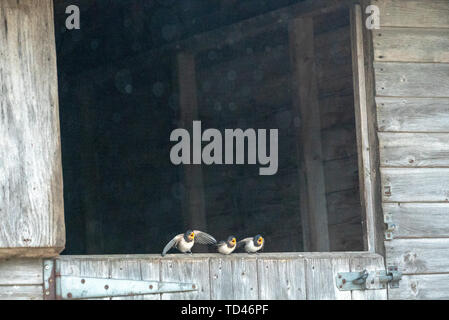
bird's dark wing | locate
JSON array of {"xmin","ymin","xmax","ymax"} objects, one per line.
[
  {"xmin": 193, "ymin": 230, "xmax": 217, "ymax": 245},
  {"xmin": 237, "ymin": 237, "xmax": 252, "ymax": 248},
  {"xmin": 161, "ymin": 234, "xmax": 183, "ymax": 256}
]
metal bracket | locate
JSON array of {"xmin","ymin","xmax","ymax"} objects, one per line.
[
  {"xmin": 384, "ymin": 212, "xmax": 397, "ymax": 240},
  {"xmin": 43, "ymin": 260, "xmax": 56, "ymax": 300},
  {"xmin": 43, "ymin": 259, "xmax": 198, "ymax": 299},
  {"xmin": 336, "ymin": 266, "xmax": 402, "ymax": 291}
]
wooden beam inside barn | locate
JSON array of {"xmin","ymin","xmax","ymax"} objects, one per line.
[
  {"xmin": 289, "ymin": 17, "xmax": 330, "ymax": 252},
  {"xmin": 176, "ymin": 53, "xmax": 208, "ymax": 238}
]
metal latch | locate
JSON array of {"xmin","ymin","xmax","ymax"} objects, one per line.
[
  {"xmin": 384, "ymin": 212, "xmax": 397, "ymax": 240},
  {"xmin": 336, "ymin": 266, "xmax": 402, "ymax": 291},
  {"xmin": 43, "ymin": 259, "xmax": 198, "ymax": 299}
]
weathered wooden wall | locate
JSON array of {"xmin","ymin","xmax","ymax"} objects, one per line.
[
  {"xmin": 372, "ymin": 0, "xmax": 449, "ymax": 299},
  {"xmin": 0, "ymin": 259, "xmax": 43, "ymax": 300},
  {"xmin": 54, "ymin": 252, "xmax": 386, "ymax": 300},
  {"xmin": 0, "ymin": 0, "xmax": 65, "ymax": 257}
]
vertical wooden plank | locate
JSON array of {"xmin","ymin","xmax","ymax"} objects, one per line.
[
  {"xmin": 0, "ymin": 0, "xmax": 65, "ymax": 258},
  {"xmin": 160, "ymin": 257, "xmax": 210, "ymax": 300},
  {"xmin": 289, "ymin": 17, "xmax": 330, "ymax": 252},
  {"xmin": 257, "ymin": 258, "xmax": 306, "ymax": 300},
  {"xmin": 209, "ymin": 257, "xmax": 234, "ymax": 300},
  {"xmin": 110, "ymin": 259, "xmax": 142, "ymax": 300},
  {"xmin": 350, "ymin": 3, "xmax": 384, "ymax": 254},
  {"xmin": 177, "ymin": 53, "xmax": 207, "ymax": 242},
  {"xmin": 350, "ymin": 255, "xmax": 387, "ymax": 300},
  {"xmin": 232, "ymin": 257, "xmax": 259, "ymax": 299},
  {"xmin": 140, "ymin": 258, "xmax": 162, "ymax": 300},
  {"xmin": 305, "ymin": 257, "xmax": 352, "ymax": 300}
]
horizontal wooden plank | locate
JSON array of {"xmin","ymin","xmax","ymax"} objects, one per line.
[
  {"xmin": 378, "ymin": 0, "xmax": 449, "ymax": 28},
  {"xmin": 383, "ymin": 203, "xmax": 449, "ymax": 238},
  {"xmin": 388, "ymin": 274, "xmax": 449, "ymax": 300},
  {"xmin": 375, "ymin": 62, "xmax": 449, "ymax": 97},
  {"xmin": 379, "ymin": 132, "xmax": 449, "ymax": 167},
  {"xmin": 0, "ymin": 259, "xmax": 43, "ymax": 285},
  {"xmin": 385, "ymin": 238, "xmax": 449, "ymax": 274},
  {"xmin": 377, "ymin": 97, "xmax": 449, "ymax": 132},
  {"xmin": 374, "ymin": 28, "xmax": 449, "ymax": 63},
  {"xmin": 381, "ymin": 168, "xmax": 449, "ymax": 202},
  {"xmin": 0, "ymin": 285, "xmax": 43, "ymax": 300}
]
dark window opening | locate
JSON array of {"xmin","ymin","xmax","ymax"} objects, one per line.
[{"xmin": 55, "ymin": 1, "xmax": 363, "ymax": 255}]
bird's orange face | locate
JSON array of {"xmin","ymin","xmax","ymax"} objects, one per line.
[
  {"xmin": 257, "ymin": 237, "xmax": 263, "ymax": 245},
  {"xmin": 189, "ymin": 232, "xmax": 195, "ymax": 241},
  {"xmin": 231, "ymin": 238, "xmax": 236, "ymax": 246}
]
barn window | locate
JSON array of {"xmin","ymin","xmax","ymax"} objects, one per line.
[{"xmin": 56, "ymin": 2, "xmax": 374, "ymax": 255}]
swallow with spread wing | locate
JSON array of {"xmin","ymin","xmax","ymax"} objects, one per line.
[
  {"xmin": 216, "ymin": 236, "xmax": 237, "ymax": 255},
  {"xmin": 161, "ymin": 230, "xmax": 217, "ymax": 256},
  {"xmin": 237, "ymin": 234, "xmax": 264, "ymax": 253}
]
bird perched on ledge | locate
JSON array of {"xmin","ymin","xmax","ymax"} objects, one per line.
[
  {"xmin": 237, "ymin": 235, "xmax": 264, "ymax": 253},
  {"xmin": 161, "ymin": 230, "xmax": 217, "ymax": 256},
  {"xmin": 216, "ymin": 236, "xmax": 237, "ymax": 255}
]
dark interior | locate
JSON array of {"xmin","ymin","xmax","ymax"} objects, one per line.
[{"xmin": 55, "ymin": 0, "xmax": 363, "ymax": 255}]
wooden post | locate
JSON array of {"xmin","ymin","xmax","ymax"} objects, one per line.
[
  {"xmin": 0, "ymin": 0, "xmax": 65, "ymax": 258},
  {"xmin": 289, "ymin": 17, "xmax": 330, "ymax": 252},
  {"xmin": 176, "ymin": 53, "xmax": 208, "ymax": 238},
  {"xmin": 350, "ymin": 3, "xmax": 384, "ymax": 255}
]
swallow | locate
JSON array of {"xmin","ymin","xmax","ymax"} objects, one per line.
[
  {"xmin": 216, "ymin": 236, "xmax": 237, "ymax": 255},
  {"xmin": 161, "ymin": 230, "xmax": 217, "ymax": 256},
  {"xmin": 237, "ymin": 234, "xmax": 264, "ymax": 253}
]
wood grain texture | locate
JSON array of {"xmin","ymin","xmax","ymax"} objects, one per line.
[
  {"xmin": 351, "ymin": 3, "xmax": 381, "ymax": 253},
  {"xmin": 377, "ymin": 97, "xmax": 449, "ymax": 132},
  {"xmin": 388, "ymin": 274, "xmax": 449, "ymax": 300},
  {"xmin": 0, "ymin": 0, "xmax": 65, "ymax": 256},
  {"xmin": 381, "ymin": 168, "xmax": 449, "ymax": 202},
  {"xmin": 47, "ymin": 253, "xmax": 387, "ymax": 300},
  {"xmin": 0, "ymin": 285, "xmax": 43, "ymax": 300},
  {"xmin": 377, "ymin": 0, "xmax": 449, "ymax": 28},
  {"xmin": 304, "ymin": 257, "xmax": 352, "ymax": 300},
  {"xmin": 160, "ymin": 257, "xmax": 210, "ymax": 300},
  {"xmin": 383, "ymin": 203, "xmax": 449, "ymax": 239},
  {"xmin": 0, "ymin": 258, "xmax": 43, "ymax": 285},
  {"xmin": 374, "ymin": 28, "xmax": 449, "ymax": 63},
  {"xmin": 375, "ymin": 62, "xmax": 449, "ymax": 98},
  {"xmin": 385, "ymin": 238, "xmax": 449, "ymax": 274},
  {"xmin": 257, "ymin": 258, "xmax": 306, "ymax": 299},
  {"xmin": 379, "ymin": 132, "xmax": 449, "ymax": 167}
]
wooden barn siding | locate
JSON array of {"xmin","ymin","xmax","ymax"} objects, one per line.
[
  {"xmin": 373, "ymin": 0, "xmax": 449, "ymax": 299},
  {"xmin": 0, "ymin": 259, "xmax": 43, "ymax": 300},
  {"xmin": 54, "ymin": 252, "xmax": 386, "ymax": 300}
]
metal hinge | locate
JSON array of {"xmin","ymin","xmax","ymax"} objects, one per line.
[
  {"xmin": 43, "ymin": 259, "xmax": 197, "ymax": 300},
  {"xmin": 335, "ymin": 266, "xmax": 402, "ymax": 291},
  {"xmin": 384, "ymin": 212, "xmax": 397, "ymax": 240}
]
